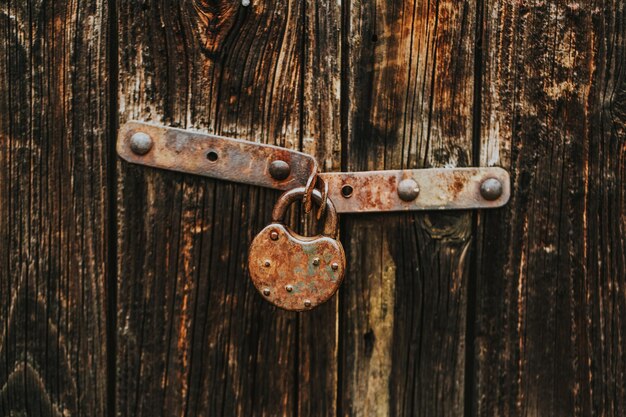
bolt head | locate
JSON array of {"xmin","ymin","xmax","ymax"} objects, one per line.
[
  {"xmin": 262, "ymin": 288, "xmax": 271, "ymax": 296},
  {"xmin": 397, "ymin": 178, "xmax": 420, "ymax": 202},
  {"xmin": 331, "ymin": 263, "xmax": 339, "ymax": 271},
  {"xmin": 270, "ymin": 231, "xmax": 279, "ymax": 241},
  {"xmin": 312, "ymin": 258, "xmax": 320, "ymax": 266},
  {"xmin": 269, "ymin": 160, "xmax": 291, "ymax": 181},
  {"xmin": 129, "ymin": 132, "xmax": 153, "ymax": 155},
  {"xmin": 480, "ymin": 178, "xmax": 503, "ymax": 201},
  {"xmin": 286, "ymin": 285, "xmax": 293, "ymax": 292},
  {"xmin": 304, "ymin": 300, "xmax": 312, "ymax": 308}
]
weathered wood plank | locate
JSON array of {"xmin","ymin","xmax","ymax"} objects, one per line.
[
  {"xmin": 298, "ymin": 0, "xmax": 342, "ymax": 416},
  {"xmin": 340, "ymin": 0, "xmax": 476, "ymax": 415},
  {"xmin": 0, "ymin": 2, "xmax": 110, "ymax": 416},
  {"xmin": 116, "ymin": 1, "xmax": 340, "ymax": 416},
  {"xmin": 474, "ymin": 1, "xmax": 626, "ymax": 415}
]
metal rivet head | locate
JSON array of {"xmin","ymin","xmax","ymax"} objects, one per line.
[
  {"xmin": 264, "ymin": 260, "xmax": 271, "ymax": 267},
  {"xmin": 304, "ymin": 300, "xmax": 312, "ymax": 308},
  {"xmin": 242, "ymin": 0, "xmax": 250, "ymax": 6},
  {"xmin": 129, "ymin": 132, "xmax": 153, "ymax": 155},
  {"xmin": 312, "ymin": 258, "xmax": 320, "ymax": 266},
  {"xmin": 331, "ymin": 263, "xmax": 339, "ymax": 271},
  {"xmin": 397, "ymin": 178, "xmax": 420, "ymax": 202},
  {"xmin": 480, "ymin": 178, "xmax": 503, "ymax": 201},
  {"xmin": 270, "ymin": 231, "xmax": 279, "ymax": 241},
  {"xmin": 262, "ymin": 288, "xmax": 271, "ymax": 296},
  {"xmin": 286, "ymin": 285, "xmax": 293, "ymax": 292},
  {"xmin": 269, "ymin": 160, "xmax": 291, "ymax": 181}
]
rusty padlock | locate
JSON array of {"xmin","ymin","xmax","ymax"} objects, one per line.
[{"xmin": 248, "ymin": 187, "xmax": 346, "ymax": 311}]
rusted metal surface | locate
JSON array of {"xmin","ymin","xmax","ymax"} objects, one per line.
[
  {"xmin": 118, "ymin": 121, "xmax": 511, "ymax": 212},
  {"xmin": 271, "ymin": 187, "xmax": 337, "ymax": 237},
  {"xmin": 248, "ymin": 189, "xmax": 345, "ymax": 311},
  {"xmin": 320, "ymin": 168, "xmax": 511, "ymax": 212},
  {"xmin": 118, "ymin": 121, "xmax": 316, "ymax": 190}
]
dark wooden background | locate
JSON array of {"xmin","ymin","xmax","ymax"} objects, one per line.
[{"xmin": 0, "ymin": 0, "xmax": 624, "ymax": 416}]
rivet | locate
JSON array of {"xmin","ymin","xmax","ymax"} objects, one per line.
[
  {"xmin": 286, "ymin": 285, "xmax": 293, "ymax": 292},
  {"xmin": 242, "ymin": 0, "xmax": 250, "ymax": 6},
  {"xmin": 397, "ymin": 178, "xmax": 420, "ymax": 202},
  {"xmin": 262, "ymin": 288, "xmax": 271, "ymax": 296},
  {"xmin": 270, "ymin": 231, "xmax": 279, "ymax": 241},
  {"xmin": 480, "ymin": 178, "xmax": 503, "ymax": 201},
  {"xmin": 129, "ymin": 132, "xmax": 153, "ymax": 155},
  {"xmin": 331, "ymin": 263, "xmax": 339, "ymax": 271},
  {"xmin": 312, "ymin": 258, "xmax": 320, "ymax": 266},
  {"xmin": 269, "ymin": 160, "xmax": 291, "ymax": 181},
  {"xmin": 264, "ymin": 260, "xmax": 271, "ymax": 267},
  {"xmin": 304, "ymin": 300, "xmax": 312, "ymax": 308}
]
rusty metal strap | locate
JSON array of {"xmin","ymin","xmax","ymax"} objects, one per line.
[{"xmin": 118, "ymin": 121, "xmax": 511, "ymax": 213}]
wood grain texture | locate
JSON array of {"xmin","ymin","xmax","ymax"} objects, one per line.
[
  {"xmin": 116, "ymin": 1, "xmax": 340, "ymax": 416},
  {"xmin": 340, "ymin": 0, "xmax": 476, "ymax": 415},
  {"xmin": 0, "ymin": 1, "xmax": 110, "ymax": 416},
  {"xmin": 298, "ymin": 1, "xmax": 342, "ymax": 416},
  {"xmin": 474, "ymin": 0, "xmax": 626, "ymax": 415},
  {"xmin": 3, "ymin": 1, "xmax": 622, "ymax": 416}
]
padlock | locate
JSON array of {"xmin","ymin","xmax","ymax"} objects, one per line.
[{"xmin": 248, "ymin": 187, "xmax": 346, "ymax": 311}]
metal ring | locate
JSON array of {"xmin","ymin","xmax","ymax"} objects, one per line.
[
  {"xmin": 271, "ymin": 187, "xmax": 338, "ymax": 238},
  {"xmin": 303, "ymin": 159, "xmax": 330, "ymax": 220},
  {"xmin": 316, "ymin": 176, "xmax": 329, "ymax": 220},
  {"xmin": 303, "ymin": 170, "xmax": 317, "ymax": 214}
]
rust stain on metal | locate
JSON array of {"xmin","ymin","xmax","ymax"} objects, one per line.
[
  {"xmin": 321, "ymin": 168, "xmax": 510, "ymax": 212},
  {"xmin": 117, "ymin": 121, "xmax": 316, "ymax": 191},
  {"xmin": 248, "ymin": 188, "xmax": 345, "ymax": 311},
  {"xmin": 449, "ymin": 174, "xmax": 466, "ymax": 197},
  {"xmin": 118, "ymin": 121, "xmax": 511, "ymax": 212},
  {"xmin": 248, "ymin": 224, "xmax": 345, "ymax": 311}
]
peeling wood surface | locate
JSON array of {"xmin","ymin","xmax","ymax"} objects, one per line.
[
  {"xmin": 0, "ymin": 2, "xmax": 110, "ymax": 416},
  {"xmin": 0, "ymin": 1, "xmax": 624, "ymax": 417}
]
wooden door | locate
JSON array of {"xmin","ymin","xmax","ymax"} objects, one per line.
[{"xmin": 0, "ymin": 1, "xmax": 624, "ymax": 416}]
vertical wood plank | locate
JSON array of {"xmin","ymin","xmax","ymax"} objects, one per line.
[
  {"xmin": 0, "ymin": 1, "xmax": 110, "ymax": 416},
  {"xmin": 340, "ymin": 0, "xmax": 476, "ymax": 415},
  {"xmin": 116, "ymin": 1, "xmax": 341, "ymax": 416},
  {"xmin": 475, "ymin": 0, "xmax": 626, "ymax": 415},
  {"xmin": 298, "ymin": 1, "xmax": 342, "ymax": 416}
]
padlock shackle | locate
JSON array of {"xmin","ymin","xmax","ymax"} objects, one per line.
[{"xmin": 271, "ymin": 187, "xmax": 339, "ymax": 238}]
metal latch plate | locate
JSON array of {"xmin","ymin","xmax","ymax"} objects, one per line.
[
  {"xmin": 322, "ymin": 168, "xmax": 509, "ymax": 212},
  {"xmin": 117, "ymin": 122, "xmax": 316, "ymax": 191},
  {"xmin": 118, "ymin": 121, "xmax": 511, "ymax": 213}
]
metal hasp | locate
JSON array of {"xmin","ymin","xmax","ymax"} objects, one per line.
[
  {"xmin": 119, "ymin": 121, "xmax": 316, "ymax": 191},
  {"xmin": 118, "ymin": 121, "xmax": 511, "ymax": 213}
]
